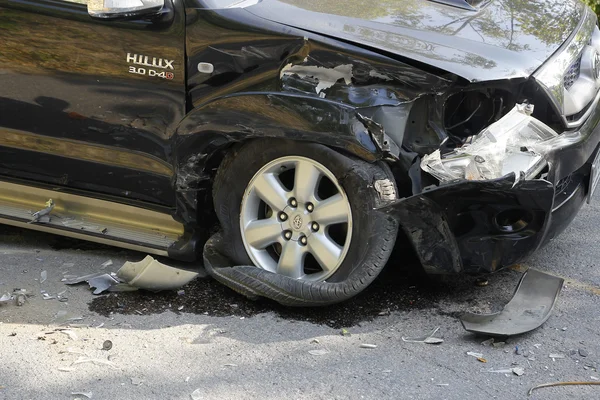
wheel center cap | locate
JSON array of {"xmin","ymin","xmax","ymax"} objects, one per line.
[{"xmin": 291, "ymin": 214, "xmax": 304, "ymax": 231}]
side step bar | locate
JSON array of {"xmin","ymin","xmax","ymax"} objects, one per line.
[{"xmin": 0, "ymin": 181, "xmax": 184, "ymax": 256}]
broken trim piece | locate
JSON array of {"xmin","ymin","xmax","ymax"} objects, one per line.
[
  {"xmin": 117, "ymin": 255, "xmax": 199, "ymax": 291},
  {"xmin": 460, "ymin": 269, "xmax": 564, "ymax": 336},
  {"xmin": 280, "ymin": 63, "xmax": 353, "ymax": 95}
]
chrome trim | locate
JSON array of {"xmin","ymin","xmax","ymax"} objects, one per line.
[
  {"xmin": 564, "ymin": 80, "xmax": 600, "ymax": 129},
  {"xmin": 0, "ymin": 217, "xmax": 169, "ymax": 256},
  {"xmin": 533, "ymin": 7, "xmax": 597, "ymax": 128}
]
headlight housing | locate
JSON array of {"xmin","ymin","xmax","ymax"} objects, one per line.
[{"xmin": 421, "ymin": 104, "xmax": 558, "ymax": 183}]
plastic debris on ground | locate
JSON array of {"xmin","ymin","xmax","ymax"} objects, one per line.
[
  {"xmin": 460, "ymin": 269, "xmax": 563, "ymax": 336},
  {"xmin": 308, "ymin": 349, "xmax": 330, "ymax": 356},
  {"xmin": 58, "ymin": 329, "xmax": 79, "ymax": 341},
  {"xmin": 1, "ymin": 289, "xmax": 28, "ymax": 306},
  {"xmin": 71, "ymin": 391, "xmax": 92, "ymax": 399},
  {"xmin": 40, "ymin": 270, "xmax": 47, "ymax": 284},
  {"xmin": 0, "ymin": 293, "xmax": 12, "ymax": 304},
  {"xmin": 466, "ymin": 351, "xmax": 487, "ymax": 363},
  {"xmin": 487, "ymin": 367, "xmax": 525, "ymax": 376},
  {"xmin": 130, "ymin": 377, "xmax": 143, "ymax": 386},
  {"xmin": 117, "ymin": 255, "xmax": 198, "ymax": 291},
  {"xmin": 402, "ymin": 327, "xmax": 444, "ymax": 344},
  {"xmin": 72, "ymin": 356, "xmax": 119, "ymax": 370},
  {"xmin": 191, "ymin": 388, "xmax": 203, "ymax": 400},
  {"xmin": 100, "ymin": 260, "xmax": 113, "ymax": 269},
  {"xmin": 549, "ymin": 353, "xmax": 566, "ymax": 361},
  {"xmin": 360, "ymin": 344, "xmax": 378, "ymax": 349},
  {"xmin": 64, "ymin": 256, "xmax": 198, "ymax": 294}
]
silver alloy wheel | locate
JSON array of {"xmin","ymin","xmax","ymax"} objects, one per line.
[{"xmin": 240, "ymin": 156, "xmax": 353, "ymax": 281}]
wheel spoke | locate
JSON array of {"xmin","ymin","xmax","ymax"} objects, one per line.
[
  {"xmin": 293, "ymin": 160, "xmax": 321, "ymax": 203},
  {"xmin": 308, "ymin": 233, "xmax": 343, "ymax": 272},
  {"xmin": 277, "ymin": 242, "xmax": 305, "ymax": 279},
  {"xmin": 311, "ymin": 194, "xmax": 349, "ymax": 226},
  {"xmin": 253, "ymin": 173, "xmax": 289, "ymax": 212},
  {"xmin": 245, "ymin": 218, "xmax": 282, "ymax": 249}
]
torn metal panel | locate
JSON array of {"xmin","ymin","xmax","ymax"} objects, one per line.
[
  {"xmin": 280, "ymin": 63, "xmax": 354, "ymax": 95},
  {"xmin": 379, "ymin": 175, "xmax": 554, "ymax": 274},
  {"xmin": 461, "ymin": 269, "xmax": 564, "ymax": 336}
]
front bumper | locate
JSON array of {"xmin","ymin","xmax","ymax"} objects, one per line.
[{"xmin": 383, "ymin": 102, "xmax": 600, "ymax": 275}]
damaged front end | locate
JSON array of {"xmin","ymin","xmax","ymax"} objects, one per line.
[{"xmin": 385, "ymin": 102, "xmax": 600, "ymax": 274}]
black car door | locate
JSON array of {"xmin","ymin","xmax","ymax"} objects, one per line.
[{"xmin": 0, "ymin": 0, "xmax": 186, "ymax": 206}]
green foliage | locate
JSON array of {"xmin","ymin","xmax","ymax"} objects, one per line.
[{"xmin": 586, "ymin": 0, "xmax": 600, "ymax": 16}]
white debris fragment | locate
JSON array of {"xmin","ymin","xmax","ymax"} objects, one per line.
[
  {"xmin": 40, "ymin": 270, "xmax": 47, "ymax": 284},
  {"xmin": 131, "ymin": 377, "xmax": 143, "ymax": 386},
  {"xmin": 512, "ymin": 367, "xmax": 525, "ymax": 376},
  {"xmin": 308, "ymin": 349, "xmax": 330, "ymax": 356},
  {"xmin": 402, "ymin": 327, "xmax": 444, "ymax": 344},
  {"xmin": 59, "ymin": 330, "xmax": 78, "ymax": 341},
  {"xmin": 0, "ymin": 292, "xmax": 12, "ymax": 303},
  {"xmin": 71, "ymin": 391, "xmax": 92, "ymax": 399},
  {"xmin": 549, "ymin": 353, "xmax": 566, "ymax": 361},
  {"xmin": 467, "ymin": 351, "xmax": 484, "ymax": 359},
  {"xmin": 58, "ymin": 367, "xmax": 76, "ymax": 372},
  {"xmin": 360, "ymin": 344, "xmax": 378, "ymax": 349},
  {"xmin": 191, "ymin": 388, "xmax": 203, "ymax": 400},
  {"xmin": 73, "ymin": 357, "xmax": 119, "ymax": 370},
  {"xmin": 101, "ymin": 260, "xmax": 113, "ymax": 269}
]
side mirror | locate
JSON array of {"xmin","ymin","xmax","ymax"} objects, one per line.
[{"xmin": 88, "ymin": 0, "xmax": 165, "ymax": 20}]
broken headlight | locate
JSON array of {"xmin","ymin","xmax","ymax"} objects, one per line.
[{"xmin": 421, "ymin": 104, "xmax": 558, "ymax": 183}]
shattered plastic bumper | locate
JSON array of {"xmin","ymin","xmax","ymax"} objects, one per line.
[{"xmin": 383, "ymin": 103, "xmax": 600, "ymax": 274}]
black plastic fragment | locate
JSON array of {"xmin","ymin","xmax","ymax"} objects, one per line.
[{"xmin": 460, "ymin": 268, "xmax": 564, "ymax": 336}]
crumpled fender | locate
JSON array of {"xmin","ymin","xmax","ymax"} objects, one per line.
[{"xmin": 379, "ymin": 175, "xmax": 555, "ymax": 274}]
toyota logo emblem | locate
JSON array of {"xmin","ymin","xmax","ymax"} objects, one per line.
[
  {"xmin": 593, "ymin": 51, "xmax": 600, "ymax": 80},
  {"xmin": 292, "ymin": 215, "xmax": 303, "ymax": 230}
]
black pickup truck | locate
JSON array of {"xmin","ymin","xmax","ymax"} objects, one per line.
[{"xmin": 1, "ymin": 0, "xmax": 599, "ymax": 305}]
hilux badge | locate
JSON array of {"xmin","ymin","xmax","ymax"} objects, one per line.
[
  {"xmin": 127, "ymin": 53, "xmax": 174, "ymax": 70},
  {"xmin": 127, "ymin": 53, "xmax": 175, "ymax": 80}
]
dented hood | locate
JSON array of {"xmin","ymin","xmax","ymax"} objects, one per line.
[{"xmin": 245, "ymin": 0, "xmax": 585, "ymax": 82}]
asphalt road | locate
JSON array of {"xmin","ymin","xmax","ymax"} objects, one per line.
[{"xmin": 2, "ymin": 192, "xmax": 600, "ymax": 400}]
